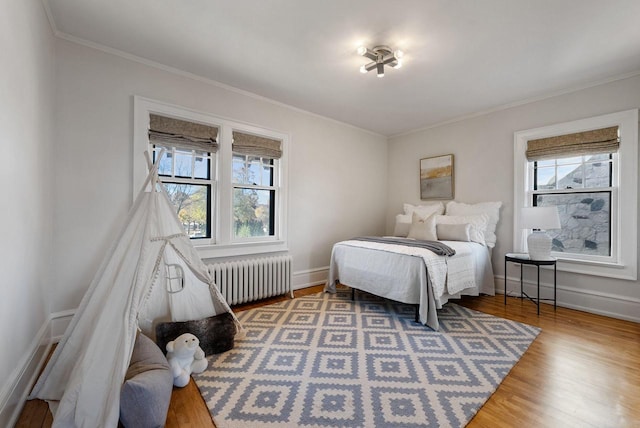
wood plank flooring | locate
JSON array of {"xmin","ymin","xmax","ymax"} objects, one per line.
[{"xmin": 15, "ymin": 285, "xmax": 640, "ymax": 427}]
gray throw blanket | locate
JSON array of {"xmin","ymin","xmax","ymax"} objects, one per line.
[{"xmin": 351, "ymin": 236, "xmax": 456, "ymax": 256}]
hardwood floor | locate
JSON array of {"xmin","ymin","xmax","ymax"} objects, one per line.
[{"xmin": 15, "ymin": 285, "xmax": 640, "ymax": 427}]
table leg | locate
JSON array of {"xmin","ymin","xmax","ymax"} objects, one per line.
[
  {"xmin": 554, "ymin": 262, "xmax": 557, "ymax": 310},
  {"xmin": 537, "ymin": 265, "xmax": 540, "ymax": 315},
  {"xmin": 504, "ymin": 259, "xmax": 507, "ymax": 305},
  {"xmin": 520, "ymin": 263, "xmax": 523, "ymax": 299}
]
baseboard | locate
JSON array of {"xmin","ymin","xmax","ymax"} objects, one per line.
[
  {"xmin": 50, "ymin": 309, "xmax": 75, "ymax": 342},
  {"xmin": 36, "ymin": 270, "xmax": 331, "ymax": 345},
  {"xmin": 498, "ymin": 274, "xmax": 640, "ymax": 323},
  {"xmin": 0, "ymin": 319, "xmax": 52, "ymax": 428},
  {"xmin": 294, "ymin": 270, "xmax": 640, "ymax": 323},
  {"xmin": 292, "ymin": 266, "xmax": 328, "ymax": 291}
]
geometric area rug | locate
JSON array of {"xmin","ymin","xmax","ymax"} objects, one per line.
[{"xmin": 193, "ymin": 289, "xmax": 540, "ymax": 427}]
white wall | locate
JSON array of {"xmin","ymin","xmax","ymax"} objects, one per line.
[
  {"xmin": 0, "ymin": 0, "xmax": 55, "ymax": 424},
  {"xmin": 51, "ymin": 39, "xmax": 388, "ymax": 314},
  {"xmin": 387, "ymin": 75, "xmax": 640, "ymax": 321}
]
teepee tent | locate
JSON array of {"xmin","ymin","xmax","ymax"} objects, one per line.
[{"xmin": 29, "ymin": 151, "xmax": 243, "ymax": 427}]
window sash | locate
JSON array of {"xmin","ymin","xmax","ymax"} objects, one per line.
[
  {"xmin": 232, "ymin": 185, "xmax": 276, "ymax": 239},
  {"xmin": 532, "ymin": 154, "xmax": 613, "ymax": 191},
  {"xmin": 232, "ymin": 154, "xmax": 275, "ymax": 187},
  {"xmin": 161, "ymin": 181, "xmax": 213, "ymax": 240},
  {"xmin": 231, "ymin": 153, "xmax": 279, "ymax": 241},
  {"xmin": 531, "ymin": 190, "xmax": 612, "ymax": 258},
  {"xmin": 153, "ymin": 145, "xmax": 216, "ymax": 242},
  {"xmin": 154, "ymin": 146, "xmax": 213, "ymax": 180},
  {"xmin": 527, "ymin": 152, "xmax": 615, "ymax": 260}
]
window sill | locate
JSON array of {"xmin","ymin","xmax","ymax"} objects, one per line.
[
  {"xmin": 195, "ymin": 240, "xmax": 288, "ymax": 259},
  {"xmin": 554, "ymin": 256, "xmax": 636, "ymax": 281}
]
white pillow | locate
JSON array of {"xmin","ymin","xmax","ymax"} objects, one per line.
[
  {"xmin": 445, "ymin": 201, "xmax": 502, "ymax": 248},
  {"xmin": 435, "ymin": 214, "xmax": 489, "ymax": 245},
  {"xmin": 403, "ymin": 202, "xmax": 445, "ymax": 219},
  {"xmin": 393, "ymin": 214, "xmax": 412, "ymax": 237},
  {"xmin": 407, "ymin": 212, "xmax": 437, "ymax": 241}
]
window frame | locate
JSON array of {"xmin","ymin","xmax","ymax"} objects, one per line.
[
  {"xmin": 153, "ymin": 147, "xmax": 215, "ymax": 242},
  {"xmin": 133, "ymin": 96, "xmax": 289, "ymax": 258},
  {"xmin": 513, "ymin": 109, "xmax": 638, "ymax": 280},
  {"xmin": 231, "ymin": 153, "xmax": 277, "ymax": 241},
  {"xmin": 530, "ymin": 154, "xmax": 616, "ymax": 262}
]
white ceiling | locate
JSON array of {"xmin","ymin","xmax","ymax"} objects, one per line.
[{"xmin": 45, "ymin": 0, "xmax": 640, "ymax": 136}]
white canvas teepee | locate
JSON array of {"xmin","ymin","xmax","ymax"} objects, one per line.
[{"xmin": 29, "ymin": 152, "xmax": 243, "ymax": 427}]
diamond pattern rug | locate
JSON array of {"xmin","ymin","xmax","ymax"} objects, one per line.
[{"xmin": 193, "ymin": 289, "xmax": 540, "ymax": 427}]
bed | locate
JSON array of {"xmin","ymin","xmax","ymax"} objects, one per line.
[{"xmin": 324, "ymin": 201, "xmax": 501, "ymax": 330}]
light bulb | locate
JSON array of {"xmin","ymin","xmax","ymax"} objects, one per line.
[
  {"xmin": 394, "ymin": 49, "xmax": 404, "ymax": 59},
  {"xmin": 377, "ymin": 63, "xmax": 384, "ymax": 77},
  {"xmin": 394, "ymin": 60, "xmax": 403, "ymax": 69},
  {"xmin": 356, "ymin": 46, "xmax": 367, "ymax": 56},
  {"xmin": 359, "ymin": 65, "xmax": 367, "ymax": 74}
]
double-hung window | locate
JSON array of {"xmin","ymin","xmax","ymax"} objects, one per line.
[
  {"xmin": 230, "ymin": 131, "xmax": 282, "ymax": 240},
  {"xmin": 134, "ymin": 97, "xmax": 289, "ymax": 258},
  {"xmin": 148, "ymin": 114, "xmax": 217, "ymax": 242},
  {"xmin": 529, "ymin": 130, "xmax": 616, "ymax": 259},
  {"xmin": 514, "ymin": 109, "xmax": 638, "ymax": 280}
]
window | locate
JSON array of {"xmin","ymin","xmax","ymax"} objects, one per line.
[
  {"xmin": 134, "ymin": 97, "xmax": 289, "ymax": 258},
  {"xmin": 154, "ymin": 147, "xmax": 214, "ymax": 239},
  {"xmin": 148, "ymin": 113, "xmax": 218, "ymax": 242},
  {"xmin": 514, "ymin": 109, "xmax": 637, "ymax": 280},
  {"xmin": 531, "ymin": 154, "xmax": 613, "ymax": 258},
  {"xmin": 230, "ymin": 130, "xmax": 282, "ymax": 241},
  {"xmin": 232, "ymin": 154, "xmax": 276, "ymax": 238}
]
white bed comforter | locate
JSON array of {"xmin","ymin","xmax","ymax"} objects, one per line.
[{"xmin": 325, "ymin": 239, "xmax": 494, "ymax": 330}]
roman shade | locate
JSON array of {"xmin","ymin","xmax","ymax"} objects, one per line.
[
  {"xmin": 526, "ymin": 126, "xmax": 619, "ymax": 161},
  {"xmin": 149, "ymin": 114, "xmax": 219, "ymax": 153},
  {"xmin": 232, "ymin": 131, "xmax": 282, "ymax": 159}
]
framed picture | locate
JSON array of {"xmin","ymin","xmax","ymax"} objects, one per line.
[{"xmin": 420, "ymin": 154, "xmax": 454, "ymax": 200}]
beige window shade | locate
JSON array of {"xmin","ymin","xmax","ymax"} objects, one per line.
[
  {"xmin": 232, "ymin": 131, "xmax": 282, "ymax": 159},
  {"xmin": 526, "ymin": 126, "xmax": 619, "ymax": 161},
  {"xmin": 149, "ymin": 114, "xmax": 219, "ymax": 153}
]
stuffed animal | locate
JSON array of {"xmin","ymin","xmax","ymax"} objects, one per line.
[{"xmin": 166, "ymin": 333, "xmax": 208, "ymax": 387}]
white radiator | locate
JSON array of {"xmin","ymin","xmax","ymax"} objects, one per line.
[{"xmin": 208, "ymin": 255, "xmax": 293, "ymax": 305}]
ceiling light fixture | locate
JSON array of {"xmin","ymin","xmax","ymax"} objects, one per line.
[{"xmin": 357, "ymin": 45, "xmax": 403, "ymax": 77}]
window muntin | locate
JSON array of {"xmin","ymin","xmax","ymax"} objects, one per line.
[
  {"xmin": 232, "ymin": 154, "xmax": 277, "ymax": 239},
  {"xmin": 153, "ymin": 146, "xmax": 215, "ymax": 240}
]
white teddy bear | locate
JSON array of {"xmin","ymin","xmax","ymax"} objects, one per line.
[{"xmin": 166, "ymin": 332, "xmax": 208, "ymax": 387}]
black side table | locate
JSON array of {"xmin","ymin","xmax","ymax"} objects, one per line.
[{"xmin": 504, "ymin": 253, "xmax": 557, "ymax": 315}]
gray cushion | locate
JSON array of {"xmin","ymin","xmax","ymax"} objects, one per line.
[
  {"xmin": 120, "ymin": 333, "xmax": 173, "ymax": 428},
  {"xmin": 436, "ymin": 223, "xmax": 471, "ymax": 242}
]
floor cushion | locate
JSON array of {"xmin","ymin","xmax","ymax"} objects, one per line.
[{"xmin": 120, "ymin": 333, "xmax": 173, "ymax": 428}]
